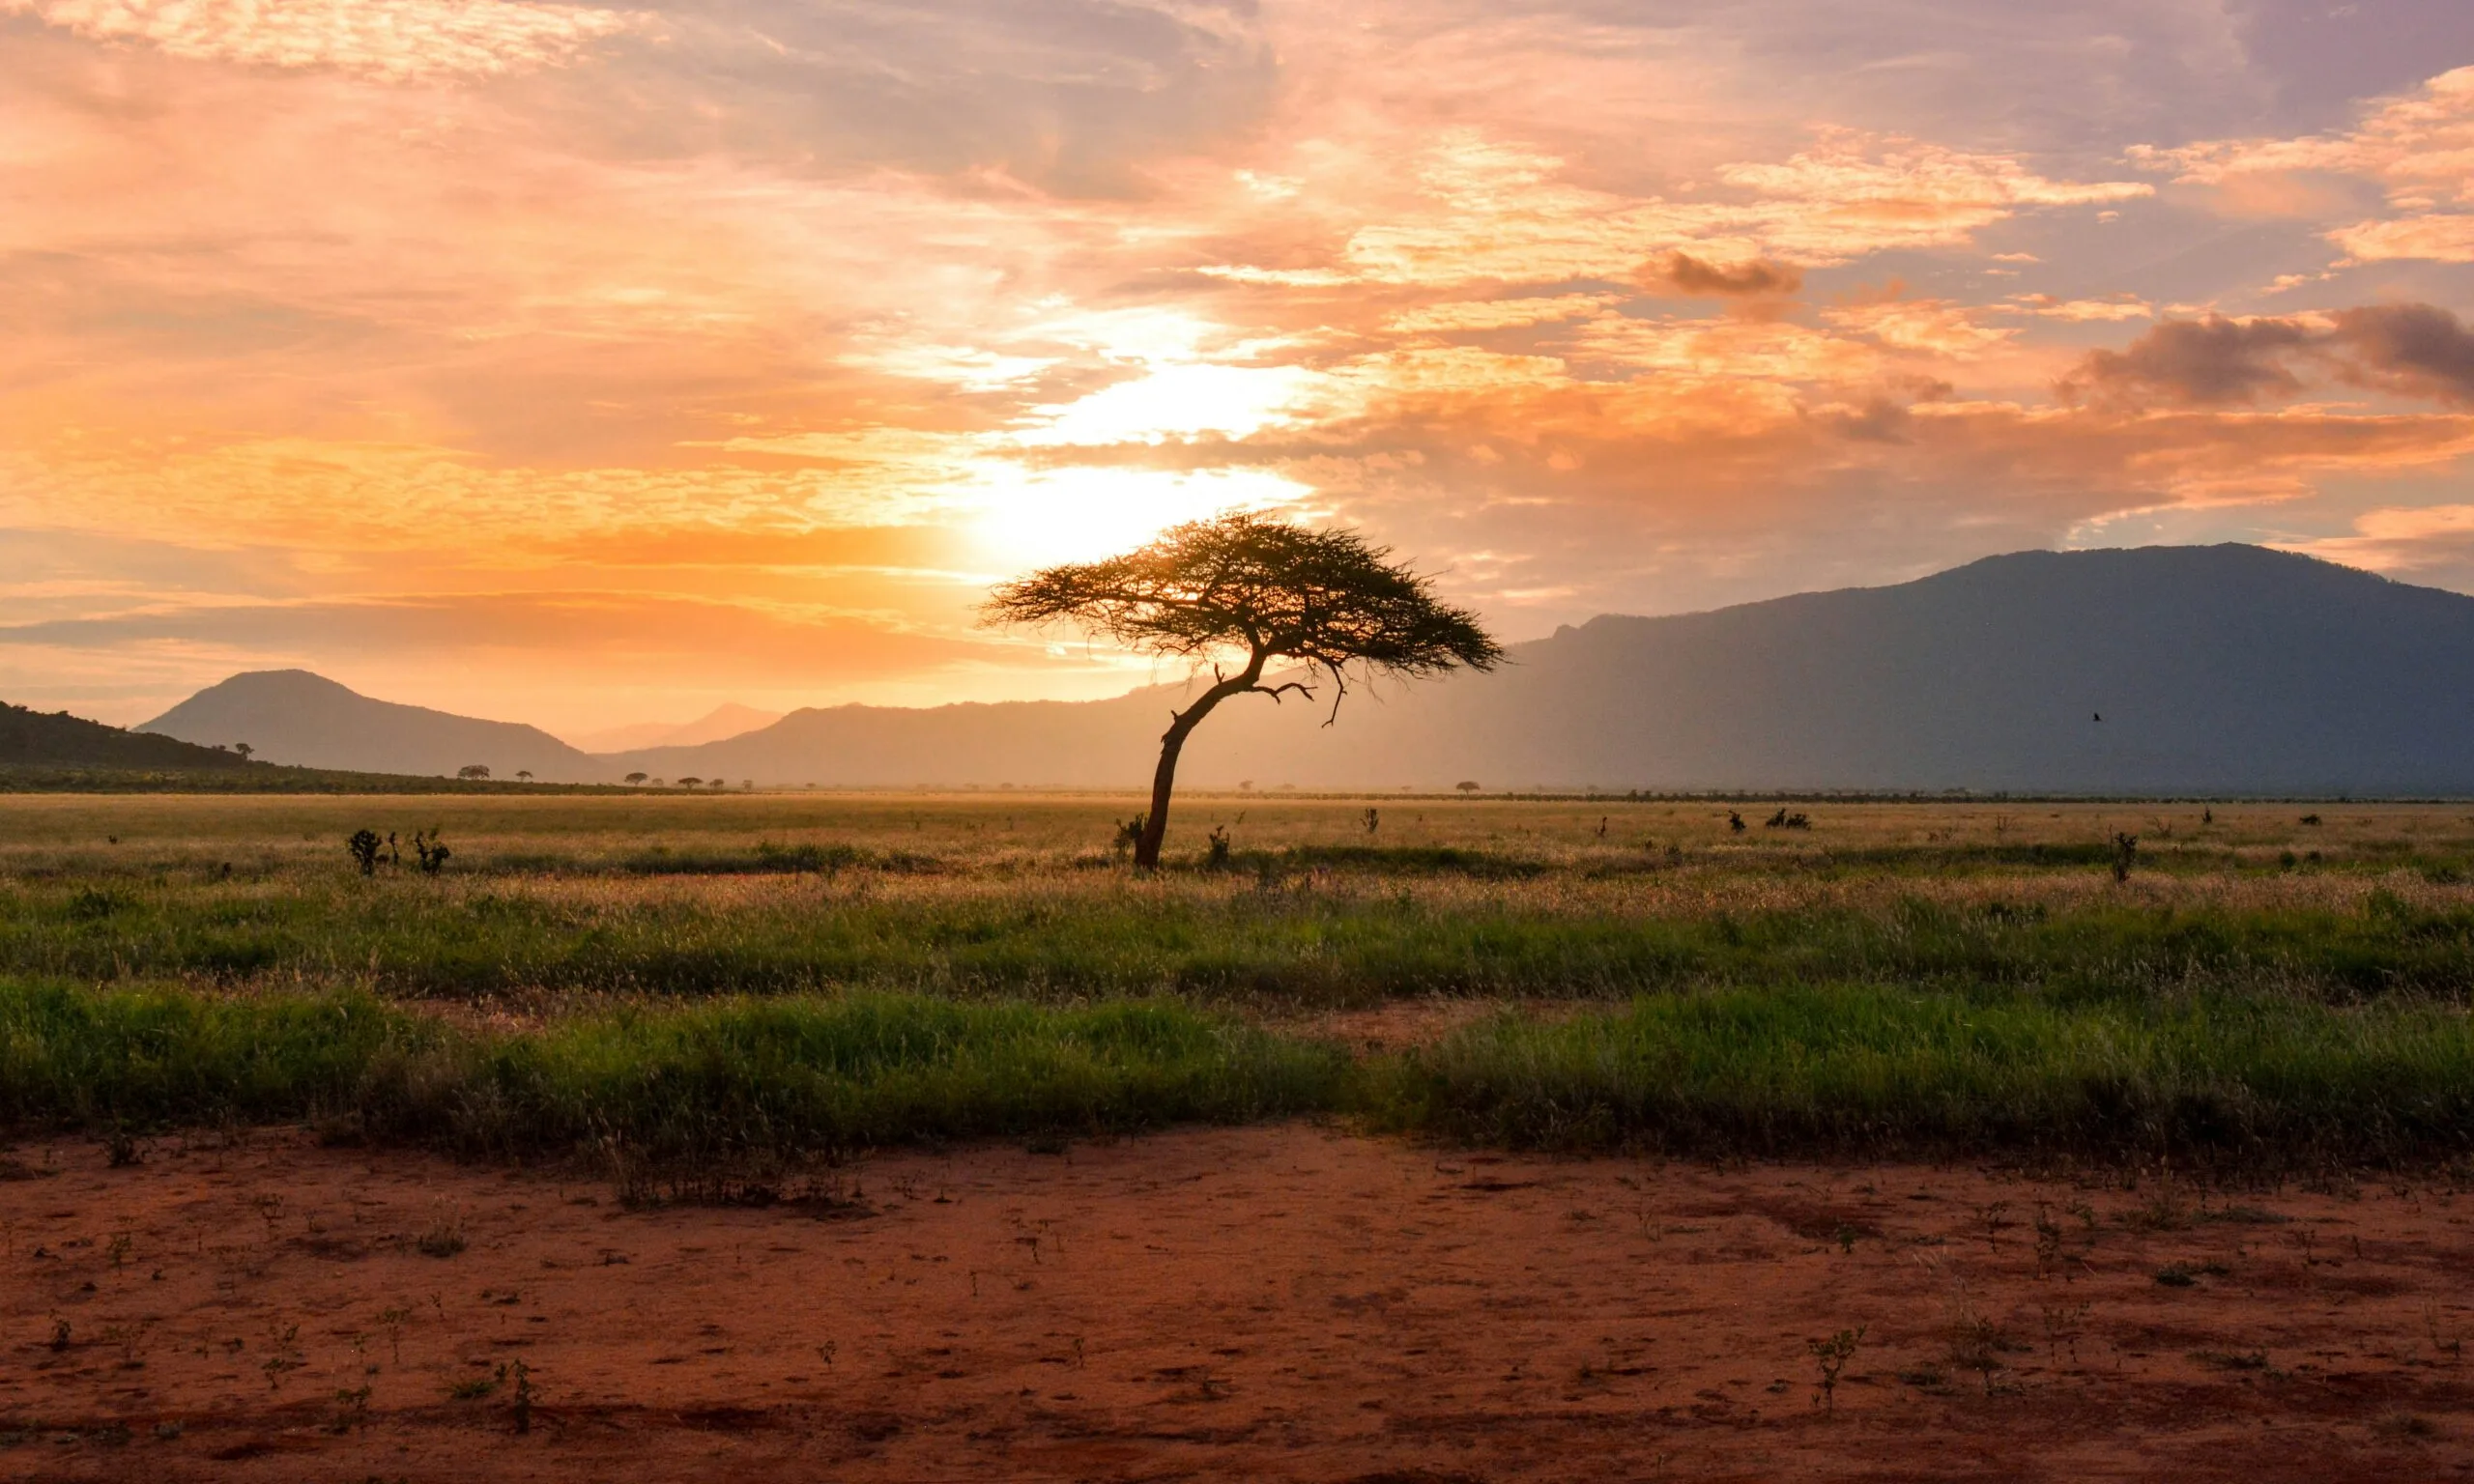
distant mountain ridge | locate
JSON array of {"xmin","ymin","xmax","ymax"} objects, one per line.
[
  {"xmin": 132, "ymin": 546, "xmax": 2474, "ymax": 794},
  {"xmin": 561, "ymin": 703, "xmax": 783, "ymax": 755},
  {"xmin": 141, "ymin": 671, "xmax": 610, "ymax": 783},
  {"xmin": 606, "ymin": 545, "xmax": 2474, "ymax": 795},
  {"xmin": 1, "ymin": 700, "xmax": 263, "ymax": 772}
]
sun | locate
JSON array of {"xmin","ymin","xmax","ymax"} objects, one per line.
[{"xmin": 958, "ymin": 464, "xmax": 1312, "ymax": 569}]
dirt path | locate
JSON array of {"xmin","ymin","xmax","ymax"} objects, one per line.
[{"xmin": 5, "ymin": 1126, "xmax": 2472, "ymax": 1481}]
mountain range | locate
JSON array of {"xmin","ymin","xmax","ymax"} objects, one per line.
[
  {"xmin": 143, "ymin": 671, "xmax": 606, "ymax": 782},
  {"xmin": 125, "ymin": 545, "xmax": 2474, "ymax": 794},
  {"xmin": 3, "ymin": 700, "xmax": 264, "ymax": 773},
  {"xmin": 560, "ymin": 704, "xmax": 784, "ymax": 755}
]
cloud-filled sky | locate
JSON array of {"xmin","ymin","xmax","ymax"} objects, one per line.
[{"xmin": 7, "ymin": 0, "xmax": 2474, "ymax": 735}]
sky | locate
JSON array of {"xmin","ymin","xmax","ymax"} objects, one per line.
[{"xmin": 7, "ymin": 0, "xmax": 2474, "ymax": 737}]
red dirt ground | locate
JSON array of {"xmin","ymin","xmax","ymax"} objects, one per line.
[{"xmin": 5, "ymin": 1125, "xmax": 2473, "ymax": 1482}]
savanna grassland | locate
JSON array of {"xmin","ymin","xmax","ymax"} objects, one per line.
[
  {"xmin": 11, "ymin": 793, "xmax": 2474, "ymax": 1480},
  {"xmin": 8, "ymin": 790, "xmax": 2474, "ymax": 1168}
]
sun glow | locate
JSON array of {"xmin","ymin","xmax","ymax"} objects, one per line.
[{"xmin": 958, "ymin": 465, "xmax": 1311, "ymax": 568}]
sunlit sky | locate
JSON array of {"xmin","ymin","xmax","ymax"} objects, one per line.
[{"xmin": 9, "ymin": 0, "xmax": 2474, "ymax": 736}]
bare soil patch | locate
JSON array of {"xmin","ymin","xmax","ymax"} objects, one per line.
[{"xmin": 5, "ymin": 1127, "xmax": 2473, "ymax": 1481}]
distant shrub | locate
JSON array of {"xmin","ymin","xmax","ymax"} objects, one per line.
[
  {"xmin": 346, "ymin": 830, "xmax": 383, "ymax": 876},
  {"xmin": 2111, "ymin": 832, "xmax": 2138, "ymax": 884},
  {"xmin": 456, "ymin": 765, "xmax": 490, "ymax": 781},
  {"xmin": 410, "ymin": 830, "xmax": 451, "ymax": 876}
]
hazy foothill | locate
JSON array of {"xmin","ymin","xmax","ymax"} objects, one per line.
[
  {"xmin": 126, "ymin": 543, "xmax": 2474, "ymax": 796},
  {"xmin": 13, "ymin": 533, "xmax": 2474, "ymax": 1477}
]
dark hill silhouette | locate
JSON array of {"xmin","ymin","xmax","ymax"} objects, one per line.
[
  {"xmin": 0, "ymin": 701, "xmax": 261, "ymax": 771},
  {"xmin": 141, "ymin": 671, "xmax": 611, "ymax": 783},
  {"xmin": 610, "ymin": 545, "xmax": 2474, "ymax": 795}
]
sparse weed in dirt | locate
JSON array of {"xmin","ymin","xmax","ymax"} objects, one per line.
[
  {"xmin": 377, "ymin": 1305, "xmax": 410, "ymax": 1365},
  {"xmin": 506, "ymin": 1359, "xmax": 533, "ymax": 1435},
  {"xmin": 331, "ymin": 1384, "xmax": 373, "ymax": 1433},
  {"xmin": 446, "ymin": 1372, "xmax": 499, "ymax": 1401},
  {"xmin": 1807, "ymin": 1326, "xmax": 1863, "ymax": 1413},
  {"xmin": 1948, "ymin": 1310, "xmax": 2013, "ymax": 1397},
  {"xmin": 2032, "ymin": 1205, "xmax": 2064, "ymax": 1276},
  {"xmin": 261, "ymin": 1322, "xmax": 302, "ymax": 1391},
  {"xmin": 415, "ymin": 1213, "xmax": 467, "ymax": 1259},
  {"xmin": 2154, "ymin": 1261, "xmax": 2229, "ymax": 1288},
  {"xmin": 2039, "ymin": 1301, "xmax": 2090, "ymax": 1364}
]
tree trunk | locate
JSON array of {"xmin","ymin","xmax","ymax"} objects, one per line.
[
  {"xmin": 1134, "ymin": 722, "xmax": 1192, "ymax": 870},
  {"xmin": 1132, "ymin": 657, "xmax": 1263, "ymax": 870}
]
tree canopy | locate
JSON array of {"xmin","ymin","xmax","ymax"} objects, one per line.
[{"xmin": 985, "ymin": 513, "xmax": 1501, "ymax": 866}]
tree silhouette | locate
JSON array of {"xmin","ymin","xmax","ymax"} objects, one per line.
[
  {"xmin": 456, "ymin": 764, "xmax": 490, "ymax": 781},
  {"xmin": 233, "ymin": 743, "xmax": 254, "ymax": 761},
  {"xmin": 985, "ymin": 513, "xmax": 1501, "ymax": 868},
  {"xmin": 515, "ymin": 769, "xmax": 533, "ymax": 783},
  {"xmin": 624, "ymin": 772, "xmax": 648, "ymax": 785}
]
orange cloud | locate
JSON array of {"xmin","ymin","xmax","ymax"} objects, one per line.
[
  {"xmin": 6, "ymin": 6, "xmax": 2474, "ymax": 730},
  {"xmin": 1640, "ymin": 253, "xmax": 1803, "ymax": 298},
  {"xmin": 2134, "ymin": 66, "xmax": 2474, "ymax": 263},
  {"xmin": 2, "ymin": 0, "xmax": 635, "ymax": 79}
]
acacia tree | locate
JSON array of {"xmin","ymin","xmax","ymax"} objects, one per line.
[{"xmin": 984, "ymin": 513, "xmax": 1501, "ymax": 869}]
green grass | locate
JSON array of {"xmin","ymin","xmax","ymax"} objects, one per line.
[
  {"xmin": 1370, "ymin": 985, "xmax": 2474, "ymax": 1164},
  {"xmin": 11, "ymin": 796, "xmax": 2474, "ymax": 1169},
  {"xmin": 7, "ymin": 977, "xmax": 2473, "ymax": 1167},
  {"xmin": 8, "ymin": 875, "xmax": 2474, "ymax": 1006},
  {"xmin": 0, "ymin": 979, "xmax": 1344, "ymax": 1156}
]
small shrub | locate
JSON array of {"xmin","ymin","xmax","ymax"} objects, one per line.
[
  {"xmin": 507, "ymin": 1358, "xmax": 533, "ymax": 1435},
  {"xmin": 104, "ymin": 1126, "xmax": 142, "ymax": 1168},
  {"xmin": 346, "ymin": 830, "xmax": 383, "ymax": 876},
  {"xmin": 416, "ymin": 1215, "xmax": 467, "ymax": 1258},
  {"xmin": 1111, "ymin": 814, "xmax": 1147, "ymax": 856},
  {"xmin": 1807, "ymin": 1326, "xmax": 1863, "ymax": 1413},
  {"xmin": 2111, "ymin": 832, "xmax": 2138, "ymax": 884},
  {"xmin": 1204, "ymin": 826, "xmax": 1231, "ymax": 870},
  {"xmin": 410, "ymin": 830, "xmax": 451, "ymax": 876}
]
